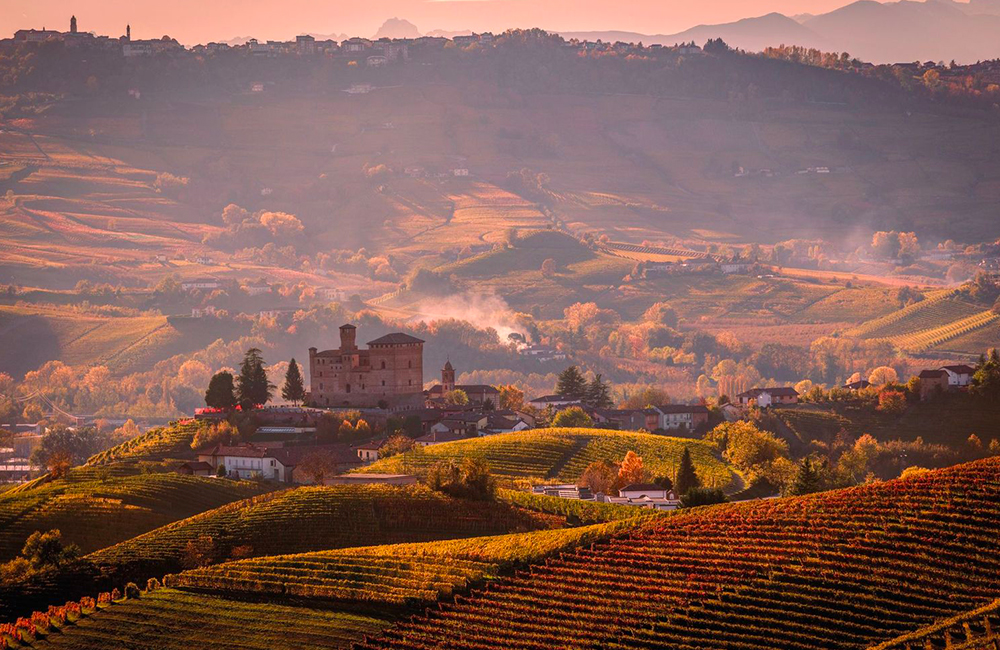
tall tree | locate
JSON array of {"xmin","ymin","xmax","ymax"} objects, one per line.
[
  {"xmin": 556, "ymin": 366, "xmax": 588, "ymax": 398},
  {"xmin": 675, "ymin": 447, "xmax": 701, "ymax": 495},
  {"xmin": 281, "ymin": 358, "xmax": 305, "ymax": 406},
  {"xmin": 205, "ymin": 371, "xmax": 237, "ymax": 410},
  {"xmin": 236, "ymin": 348, "xmax": 273, "ymax": 411},
  {"xmin": 789, "ymin": 457, "xmax": 823, "ymax": 496},
  {"xmin": 585, "ymin": 374, "xmax": 613, "ymax": 408}
]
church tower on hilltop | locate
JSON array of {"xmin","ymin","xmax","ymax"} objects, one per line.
[
  {"xmin": 70, "ymin": 15, "xmax": 77, "ymax": 34},
  {"xmin": 441, "ymin": 360, "xmax": 456, "ymax": 392},
  {"xmin": 126, "ymin": 24, "xmax": 131, "ymax": 41}
]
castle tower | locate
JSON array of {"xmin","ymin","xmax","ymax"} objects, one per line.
[
  {"xmin": 126, "ymin": 24, "xmax": 131, "ymax": 40},
  {"xmin": 70, "ymin": 16, "xmax": 77, "ymax": 34},
  {"xmin": 339, "ymin": 323, "xmax": 357, "ymax": 352},
  {"xmin": 441, "ymin": 360, "xmax": 455, "ymax": 392}
]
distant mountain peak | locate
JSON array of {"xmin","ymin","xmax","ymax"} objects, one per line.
[{"xmin": 374, "ymin": 18, "xmax": 421, "ymax": 40}]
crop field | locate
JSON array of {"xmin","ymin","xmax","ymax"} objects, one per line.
[
  {"xmin": 872, "ymin": 598, "xmax": 1000, "ymax": 650},
  {"xmin": 359, "ymin": 428, "xmax": 738, "ymax": 490},
  {"xmin": 797, "ymin": 286, "xmax": 903, "ymax": 323},
  {"xmin": 358, "ymin": 457, "xmax": 1000, "ymax": 650},
  {"xmin": 844, "ymin": 290, "xmax": 977, "ymax": 339},
  {"xmin": 167, "ymin": 520, "xmax": 637, "ymax": 606},
  {"xmin": 85, "ymin": 484, "xmax": 562, "ymax": 582},
  {"xmin": 11, "ymin": 588, "xmax": 390, "ymax": 650},
  {"xmin": 0, "ymin": 466, "xmax": 272, "ymax": 560},
  {"xmin": 87, "ymin": 422, "xmax": 199, "ymax": 465},
  {"xmin": 774, "ymin": 408, "xmax": 854, "ymax": 445}
]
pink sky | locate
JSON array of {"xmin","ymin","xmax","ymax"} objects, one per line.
[{"xmin": 4, "ymin": 0, "xmax": 903, "ymax": 44}]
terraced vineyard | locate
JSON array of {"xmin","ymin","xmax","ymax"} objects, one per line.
[
  {"xmin": 0, "ymin": 466, "xmax": 272, "ymax": 559},
  {"xmin": 499, "ymin": 489, "xmax": 661, "ymax": 525},
  {"xmin": 167, "ymin": 521, "xmax": 635, "ymax": 606},
  {"xmin": 887, "ymin": 310, "xmax": 999, "ymax": 353},
  {"xmin": 844, "ymin": 290, "xmax": 968, "ymax": 339},
  {"xmin": 871, "ymin": 599, "xmax": 1000, "ymax": 650},
  {"xmin": 86, "ymin": 422, "xmax": 198, "ymax": 465},
  {"xmin": 12, "ymin": 589, "xmax": 390, "ymax": 650},
  {"xmin": 775, "ymin": 408, "xmax": 855, "ymax": 444},
  {"xmin": 360, "ymin": 429, "xmax": 737, "ymax": 489},
  {"xmin": 356, "ymin": 457, "xmax": 1000, "ymax": 650},
  {"xmin": 87, "ymin": 484, "xmax": 561, "ymax": 583}
]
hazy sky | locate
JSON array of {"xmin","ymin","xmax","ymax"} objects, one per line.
[{"xmin": 4, "ymin": 0, "xmax": 916, "ymax": 44}]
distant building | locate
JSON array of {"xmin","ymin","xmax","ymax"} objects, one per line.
[
  {"xmin": 181, "ymin": 278, "xmax": 222, "ymax": 291},
  {"xmin": 918, "ymin": 369, "xmax": 950, "ymax": 400},
  {"xmin": 296, "ymin": 34, "xmax": 315, "ymax": 54},
  {"xmin": 366, "ymin": 55, "xmax": 388, "ymax": 67},
  {"xmin": 175, "ymin": 461, "xmax": 214, "ymax": 477},
  {"xmin": 414, "ymin": 430, "xmax": 467, "ymax": 446},
  {"xmin": 736, "ymin": 387, "xmax": 799, "ymax": 408},
  {"xmin": 425, "ymin": 361, "xmax": 500, "ymax": 406},
  {"xmin": 843, "ymin": 379, "xmax": 872, "ymax": 391},
  {"xmin": 353, "ymin": 439, "xmax": 387, "ymax": 463},
  {"xmin": 529, "ymin": 394, "xmax": 584, "ymax": 409},
  {"xmin": 308, "ymin": 324, "xmax": 424, "ymax": 409},
  {"xmin": 940, "ymin": 365, "xmax": 975, "ymax": 388},
  {"xmin": 656, "ymin": 404, "xmax": 710, "ymax": 432}
]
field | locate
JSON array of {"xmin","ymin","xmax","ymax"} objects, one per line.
[
  {"xmin": 356, "ymin": 457, "xmax": 1000, "ymax": 650},
  {"xmin": 843, "ymin": 290, "xmax": 997, "ymax": 354},
  {"xmin": 359, "ymin": 428, "xmax": 739, "ymax": 490},
  {"xmin": 13, "ymin": 589, "xmax": 391, "ymax": 650},
  {"xmin": 166, "ymin": 520, "xmax": 637, "ymax": 606},
  {"xmin": 0, "ymin": 466, "xmax": 272, "ymax": 560},
  {"xmin": 773, "ymin": 407, "xmax": 854, "ymax": 446}
]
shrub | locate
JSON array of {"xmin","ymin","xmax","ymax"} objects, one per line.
[
  {"xmin": 145, "ymin": 577, "xmax": 160, "ymax": 592},
  {"xmin": 110, "ymin": 588, "xmax": 121, "ymax": 601},
  {"xmin": 123, "ymin": 582, "xmax": 141, "ymax": 599}
]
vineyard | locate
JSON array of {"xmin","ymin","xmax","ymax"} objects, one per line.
[
  {"xmin": 7, "ymin": 588, "xmax": 390, "ymax": 650},
  {"xmin": 359, "ymin": 428, "xmax": 737, "ymax": 489},
  {"xmin": 86, "ymin": 422, "xmax": 198, "ymax": 465},
  {"xmin": 774, "ymin": 408, "xmax": 855, "ymax": 445},
  {"xmin": 355, "ymin": 457, "xmax": 1000, "ymax": 650},
  {"xmin": 871, "ymin": 598, "xmax": 1000, "ymax": 650},
  {"xmin": 0, "ymin": 467, "xmax": 272, "ymax": 560},
  {"xmin": 86, "ymin": 484, "xmax": 562, "ymax": 583},
  {"xmin": 886, "ymin": 310, "xmax": 999, "ymax": 353},
  {"xmin": 166, "ymin": 521, "xmax": 636, "ymax": 606},
  {"xmin": 498, "ymin": 489, "xmax": 661, "ymax": 525}
]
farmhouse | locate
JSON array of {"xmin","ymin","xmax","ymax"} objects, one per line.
[
  {"xmin": 414, "ymin": 430, "xmax": 467, "ymax": 446},
  {"xmin": 918, "ymin": 369, "xmax": 950, "ymax": 400},
  {"xmin": 736, "ymin": 387, "xmax": 799, "ymax": 408},
  {"xmin": 430, "ymin": 412, "xmax": 488, "ymax": 437},
  {"xmin": 181, "ymin": 278, "xmax": 222, "ymax": 291},
  {"xmin": 308, "ymin": 324, "xmax": 425, "ymax": 409},
  {"xmin": 940, "ymin": 365, "xmax": 975, "ymax": 388},
  {"xmin": 844, "ymin": 379, "xmax": 872, "ymax": 391},
  {"xmin": 353, "ymin": 439, "xmax": 387, "ymax": 463},
  {"xmin": 197, "ymin": 443, "xmax": 295, "ymax": 482}
]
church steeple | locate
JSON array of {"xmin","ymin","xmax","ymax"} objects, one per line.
[
  {"xmin": 70, "ymin": 15, "xmax": 77, "ymax": 34},
  {"xmin": 126, "ymin": 24, "xmax": 131, "ymax": 41},
  {"xmin": 441, "ymin": 360, "xmax": 456, "ymax": 392}
]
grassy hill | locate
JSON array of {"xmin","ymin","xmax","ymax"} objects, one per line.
[
  {"xmin": 87, "ymin": 422, "xmax": 199, "ymax": 465},
  {"xmin": 359, "ymin": 428, "xmax": 738, "ymax": 490},
  {"xmin": 0, "ymin": 465, "xmax": 272, "ymax": 561},
  {"xmin": 356, "ymin": 456, "xmax": 1000, "ymax": 650}
]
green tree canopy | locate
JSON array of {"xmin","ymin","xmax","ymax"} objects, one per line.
[
  {"xmin": 585, "ymin": 374, "xmax": 613, "ymax": 408},
  {"xmin": 789, "ymin": 457, "xmax": 823, "ymax": 496},
  {"xmin": 236, "ymin": 348, "xmax": 273, "ymax": 411},
  {"xmin": 205, "ymin": 371, "xmax": 237, "ymax": 410},
  {"xmin": 675, "ymin": 447, "xmax": 702, "ymax": 495},
  {"xmin": 552, "ymin": 406, "xmax": 593, "ymax": 428},
  {"xmin": 281, "ymin": 359, "xmax": 305, "ymax": 405},
  {"xmin": 556, "ymin": 366, "xmax": 588, "ymax": 398}
]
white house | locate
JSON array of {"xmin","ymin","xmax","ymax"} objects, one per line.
[
  {"xmin": 529, "ymin": 394, "xmax": 583, "ymax": 409},
  {"xmin": 736, "ymin": 387, "xmax": 799, "ymax": 408},
  {"xmin": 940, "ymin": 365, "xmax": 975, "ymax": 388},
  {"xmin": 453, "ymin": 168, "xmax": 470, "ymax": 177},
  {"xmin": 353, "ymin": 439, "xmax": 387, "ymax": 463},
  {"xmin": 181, "ymin": 278, "xmax": 221, "ymax": 291},
  {"xmin": 197, "ymin": 443, "xmax": 293, "ymax": 482},
  {"xmin": 414, "ymin": 430, "xmax": 466, "ymax": 447},
  {"xmin": 655, "ymin": 405, "xmax": 710, "ymax": 432}
]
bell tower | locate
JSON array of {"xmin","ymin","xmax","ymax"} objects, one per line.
[
  {"xmin": 441, "ymin": 360, "xmax": 456, "ymax": 392},
  {"xmin": 70, "ymin": 16, "xmax": 77, "ymax": 34}
]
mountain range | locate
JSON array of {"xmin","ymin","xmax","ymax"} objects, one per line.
[{"xmin": 559, "ymin": 0, "xmax": 1000, "ymax": 63}]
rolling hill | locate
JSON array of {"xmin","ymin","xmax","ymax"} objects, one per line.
[
  {"xmin": 0, "ymin": 466, "xmax": 273, "ymax": 561},
  {"xmin": 86, "ymin": 422, "xmax": 200, "ymax": 466},
  {"xmin": 359, "ymin": 428, "xmax": 739, "ymax": 489},
  {"xmin": 355, "ymin": 456, "xmax": 1000, "ymax": 650}
]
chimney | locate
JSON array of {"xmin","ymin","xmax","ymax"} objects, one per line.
[{"xmin": 339, "ymin": 324, "xmax": 357, "ymax": 351}]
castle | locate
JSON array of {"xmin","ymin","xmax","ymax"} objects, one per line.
[{"xmin": 308, "ymin": 324, "xmax": 424, "ymax": 409}]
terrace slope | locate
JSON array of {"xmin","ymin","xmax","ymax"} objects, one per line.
[
  {"xmin": 357, "ymin": 456, "xmax": 1000, "ymax": 650},
  {"xmin": 359, "ymin": 428, "xmax": 738, "ymax": 489},
  {"xmin": 0, "ymin": 465, "xmax": 273, "ymax": 561}
]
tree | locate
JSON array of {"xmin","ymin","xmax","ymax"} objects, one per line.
[
  {"xmin": 444, "ymin": 389, "xmax": 469, "ymax": 406},
  {"xmin": 675, "ymin": 447, "xmax": 701, "ymax": 495},
  {"xmin": 618, "ymin": 451, "xmax": 646, "ymax": 486},
  {"xmin": 680, "ymin": 488, "xmax": 727, "ymax": 508},
  {"xmin": 868, "ymin": 366, "xmax": 898, "ymax": 386},
  {"xmin": 704, "ymin": 421, "xmax": 789, "ymax": 484},
  {"xmin": 556, "ymin": 366, "xmax": 588, "ymax": 397},
  {"xmin": 540, "ymin": 258, "xmax": 557, "ymax": 277},
  {"xmin": 281, "ymin": 359, "xmax": 305, "ymax": 406},
  {"xmin": 205, "ymin": 371, "xmax": 237, "ymax": 410},
  {"xmin": 379, "ymin": 434, "xmax": 416, "ymax": 459},
  {"xmin": 585, "ymin": 374, "xmax": 613, "ymax": 408},
  {"xmin": 31, "ymin": 426, "xmax": 108, "ymax": 472},
  {"xmin": 498, "ymin": 385, "xmax": 525, "ymax": 411},
  {"xmin": 236, "ymin": 348, "xmax": 273, "ymax": 411},
  {"xmin": 552, "ymin": 406, "xmax": 593, "ymax": 428},
  {"xmin": 788, "ymin": 457, "xmax": 823, "ymax": 496},
  {"xmin": 297, "ymin": 450, "xmax": 336, "ymax": 484},
  {"xmin": 181, "ymin": 535, "xmax": 216, "ymax": 569},
  {"xmin": 221, "ymin": 203, "xmax": 249, "ymax": 227},
  {"xmin": 428, "ymin": 458, "xmax": 495, "ymax": 501},
  {"xmin": 972, "ymin": 349, "xmax": 1000, "ymax": 399},
  {"xmin": 877, "ymin": 389, "xmax": 907, "ymax": 414},
  {"xmin": 21, "ymin": 529, "xmax": 80, "ymax": 569},
  {"xmin": 619, "ymin": 387, "xmax": 670, "ymax": 410},
  {"xmin": 578, "ymin": 460, "xmax": 618, "ymax": 494}
]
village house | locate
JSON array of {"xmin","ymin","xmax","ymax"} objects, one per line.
[
  {"xmin": 353, "ymin": 439, "xmax": 387, "ymax": 463},
  {"xmin": 197, "ymin": 443, "xmax": 295, "ymax": 482},
  {"xmin": 414, "ymin": 430, "xmax": 467, "ymax": 446},
  {"xmin": 484, "ymin": 413, "xmax": 532, "ymax": 435},
  {"xmin": 181, "ymin": 278, "xmax": 222, "ymax": 291},
  {"xmin": 656, "ymin": 404, "xmax": 710, "ymax": 432},
  {"xmin": 940, "ymin": 365, "xmax": 975, "ymax": 388},
  {"xmin": 736, "ymin": 387, "xmax": 800, "ymax": 408},
  {"xmin": 532, "ymin": 484, "xmax": 594, "ymax": 500},
  {"xmin": 430, "ymin": 412, "xmax": 488, "ymax": 437},
  {"xmin": 244, "ymin": 281, "xmax": 272, "ymax": 296},
  {"xmin": 918, "ymin": 369, "xmax": 950, "ymax": 400},
  {"xmin": 425, "ymin": 361, "xmax": 501, "ymax": 406},
  {"xmin": 308, "ymin": 324, "xmax": 425, "ymax": 409},
  {"xmin": 529, "ymin": 394, "xmax": 584, "ymax": 409},
  {"xmin": 175, "ymin": 461, "xmax": 214, "ymax": 477},
  {"xmin": 843, "ymin": 379, "xmax": 872, "ymax": 391}
]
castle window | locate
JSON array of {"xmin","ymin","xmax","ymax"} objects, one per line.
[
  {"xmin": 381, "ymin": 361, "xmax": 386, "ymax": 369},
  {"xmin": 319, "ymin": 382, "xmax": 323, "ymax": 390},
  {"xmin": 382, "ymin": 380, "xmax": 386, "ymax": 386},
  {"xmin": 408, "ymin": 361, "xmax": 412, "ymax": 368},
  {"xmin": 346, "ymin": 384, "xmax": 351, "ymax": 393}
]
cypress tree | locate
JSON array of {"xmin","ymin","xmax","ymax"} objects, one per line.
[
  {"xmin": 585, "ymin": 374, "xmax": 613, "ymax": 408},
  {"xmin": 556, "ymin": 366, "xmax": 588, "ymax": 398},
  {"xmin": 675, "ymin": 447, "xmax": 701, "ymax": 495},
  {"xmin": 281, "ymin": 358, "xmax": 305, "ymax": 406},
  {"xmin": 789, "ymin": 457, "xmax": 823, "ymax": 496},
  {"xmin": 205, "ymin": 372, "xmax": 237, "ymax": 410}
]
